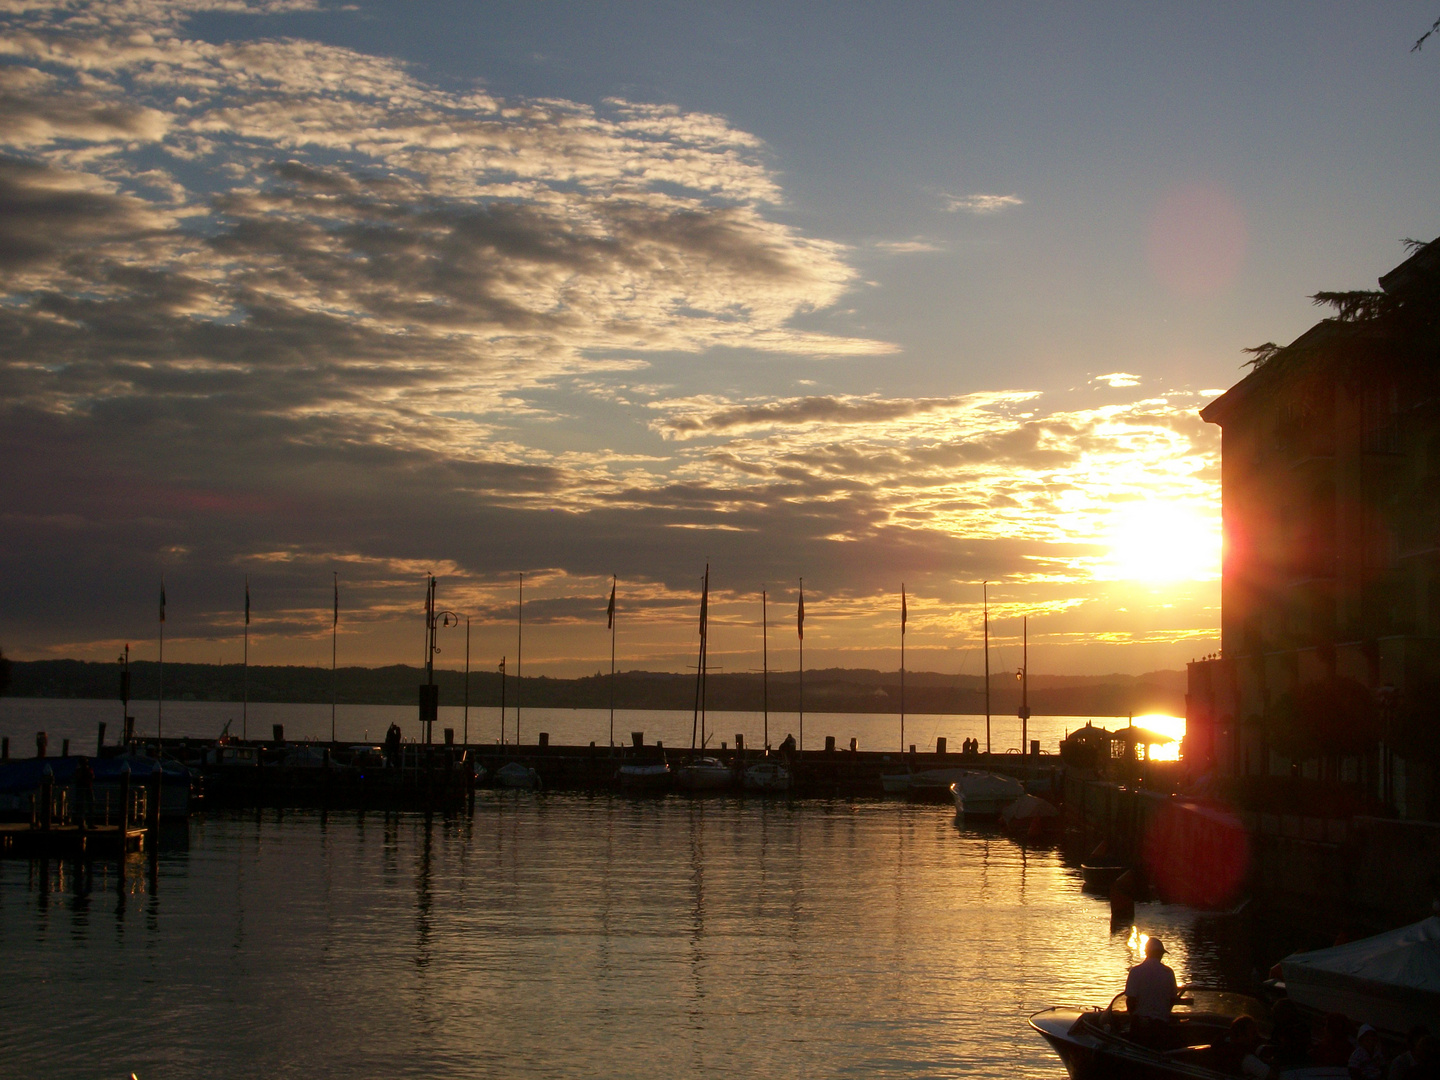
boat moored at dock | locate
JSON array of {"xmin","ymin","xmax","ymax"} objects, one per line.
[
  {"xmin": 675, "ymin": 756, "xmax": 732, "ymax": 791},
  {"xmin": 742, "ymin": 761, "xmax": 791, "ymax": 793},
  {"xmin": 1031, "ymin": 988, "xmax": 1346, "ymax": 1080},
  {"xmin": 617, "ymin": 759, "xmax": 672, "ymax": 793},
  {"xmin": 949, "ymin": 770, "xmax": 1025, "ymax": 818}
]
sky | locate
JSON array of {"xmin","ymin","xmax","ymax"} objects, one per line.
[{"xmin": 2, "ymin": 1, "xmax": 1438, "ymax": 680}]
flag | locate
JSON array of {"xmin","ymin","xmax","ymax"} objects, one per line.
[
  {"xmin": 901, "ymin": 586, "xmax": 907, "ymax": 635},
  {"xmin": 159, "ymin": 581, "xmax": 166, "ymax": 623},
  {"xmin": 698, "ymin": 567, "xmax": 709, "ymax": 639},
  {"xmin": 797, "ymin": 585, "xmax": 804, "ymax": 640},
  {"xmin": 606, "ymin": 578, "xmax": 616, "ymax": 630},
  {"xmin": 333, "ymin": 573, "xmax": 339, "ymax": 628},
  {"xmin": 244, "ymin": 578, "xmax": 250, "ymax": 625}
]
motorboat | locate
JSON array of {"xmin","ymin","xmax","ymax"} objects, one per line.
[
  {"xmin": 494, "ymin": 761, "xmax": 542, "ymax": 790},
  {"xmin": 617, "ymin": 759, "xmax": 672, "ymax": 793},
  {"xmin": 742, "ymin": 761, "xmax": 791, "ymax": 793},
  {"xmin": 949, "ymin": 770, "xmax": 1024, "ymax": 818},
  {"xmin": 1279, "ymin": 916, "xmax": 1440, "ymax": 1037},
  {"xmin": 675, "ymin": 756, "xmax": 732, "ymax": 792},
  {"xmin": 1031, "ymin": 987, "xmax": 1348, "ymax": 1080},
  {"xmin": 882, "ymin": 767, "xmax": 988, "ymax": 802}
]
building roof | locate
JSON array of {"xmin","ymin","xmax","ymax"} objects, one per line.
[{"xmin": 1200, "ymin": 238, "xmax": 1439, "ymax": 428}]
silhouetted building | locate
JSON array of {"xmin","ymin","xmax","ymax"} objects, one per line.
[{"xmin": 1187, "ymin": 240, "xmax": 1440, "ymax": 818}]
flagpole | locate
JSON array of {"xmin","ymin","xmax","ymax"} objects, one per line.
[
  {"xmin": 692, "ymin": 566, "xmax": 707, "ymax": 752},
  {"xmin": 243, "ymin": 577, "xmax": 249, "ymax": 742},
  {"xmin": 463, "ymin": 616, "xmax": 470, "ymax": 747},
  {"xmin": 331, "ymin": 572, "xmax": 338, "ymax": 744},
  {"xmin": 608, "ymin": 576, "xmax": 616, "ymax": 750},
  {"xmin": 900, "ymin": 584, "xmax": 906, "ymax": 754},
  {"xmin": 1020, "ymin": 615, "xmax": 1030, "ymax": 760},
  {"xmin": 798, "ymin": 577, "xmax": 804, "ymax": 754},
  {"xmin": 516, "ymin": 572, "xmax": 523, "ymax": 746},
  {"xmin": 983, "ymin": 581, "xmax": 991, "ymax": 756},
  {"xmin": 158, "ymin": 579, "xmax": 166, "ymax": 750},
  {"xmin": 762, "ymin": 588, "xmax": 768, "ymax": 753}
]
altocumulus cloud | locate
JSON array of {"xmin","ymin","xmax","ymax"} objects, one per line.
[
  {"xmin": 0, "ymin": 2, "xmax": 1217, "ymax": 671},
  {"xmin": 0, "ymin": 0, "xmax": 902, "ymax": 653}
]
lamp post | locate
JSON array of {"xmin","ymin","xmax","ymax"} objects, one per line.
[{"xmin": 421, "ymin": 574, "xmax": 459, "ymax": 745}]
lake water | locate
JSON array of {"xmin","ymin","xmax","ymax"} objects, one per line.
[
  {"xmin": 0, "ymin": 698, "xmax": 1180, "ymax": 758},
  {"xmin": 0, "ymin": 698, "xmax": 1228, "ymax": 1079}
]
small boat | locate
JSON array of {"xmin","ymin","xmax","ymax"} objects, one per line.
[
  {"xmin": 675, "ymin": 757, "xmax": 731, "ymax": 792},
  {"xmin": 1080, "ymin": 863, "xmax": 1130, "ymax": 893},
  {"xmin": 1279, "ymin": 916, "xmax": 1440, "ymax": 1037},
  {"xmin": 882, "ymin": 767, "xmax": 986, "ymax": 801},
  {"xmin": 1031, "ymin": 987, "xmax": 1348, "ymax": 1080},
  {"xmin": 949, "ymin": 770, "xmax": 1024, "ymax": 818},
  {"xmin": 879, "ymin": 771, "xmax": 913, "ymax": 795},
  {"xmin": 742, "ymin": 761, "xmax": 791, "ymax": 793},
  {"xmin": 999, "ymin": 792, "xmax": 1060, "ymax": 838},
  {"xmin": 617, "ymin": 760, "xmax": 672, "ymax": 793},
  {"xmin": 495, "ymin": 761, "xmax": 542, "ymax": 790}
]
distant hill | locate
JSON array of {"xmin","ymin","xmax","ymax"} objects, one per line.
[{"xmin": 4, "ymin": 659, "xmax": 1186, "ymax": 718}]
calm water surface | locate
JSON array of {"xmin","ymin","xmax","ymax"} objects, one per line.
[
  {"xmin": 0, "ymin": 792, "xmax": 1248, "ymax": 1080},
  {"xmin": 0, "ymin": 698, "xmax": 1178, "ymax": 757}
]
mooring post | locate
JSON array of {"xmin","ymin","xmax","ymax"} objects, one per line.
[
  {"xmin": 146, "ymin": 763, "xmax": 162, "ymax": 836},
  {"xmin": 35, "ymin": 731, "xmax": 47, "ymax": 758},
  {"xmin": 61, "ymin": 738, "xmax": 69, "ymax": 757},
  {"xmin": 118, "ymin": 764, "xmax": 132, "ymax": 836},
  {"xmin": 76, "ymin": 757, "xmax": 93, "ymax": 832},
  {"xmin": 39, "ymin": 766, "xmax": 54, "ymax": 831},
  {"xmin": 1, "ymin": 736, "xmax": 8, "ymax": 761},
  {"xmin": 96, "ymin": 722, "xmax": 106, "ymax": 755}
]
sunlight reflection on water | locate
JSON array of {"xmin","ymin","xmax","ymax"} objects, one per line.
[{"xmin": 0, "ymin": 793, "xmax": 1243, "ymax": 1080}]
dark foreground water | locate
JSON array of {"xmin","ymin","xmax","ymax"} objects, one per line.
[{"xmin": 0, "ymin": 796, "xmax": 1250, "ymax": 1080}]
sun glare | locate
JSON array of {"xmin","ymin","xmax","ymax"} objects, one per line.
[
  {"xmin": 1130, "ymin": 713, "xmax": 1185, "ymax": 761},
  {"xmin": 1104, "ymin": 502, "xmax": 1218, "ymax": 583}
]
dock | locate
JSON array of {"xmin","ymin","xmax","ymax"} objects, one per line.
[{"xmin": 0, "ymin": 822, "xmax": 146, "ymax": 858}]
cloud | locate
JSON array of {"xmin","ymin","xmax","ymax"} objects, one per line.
[
  {"xmin": 1094, "ymin": 372, "xmax": 1141, "ymax": 388},
  {"xmin": 873, "ymin": 238, "xmax": 942, "ymax": 254},
  {"xmin": 0, "ymin": 3, "xmax": 1219, "ymax": 675},
  {"xmin": 942, "ymin": 192, "xmax": 1023, "ymax": 214}
]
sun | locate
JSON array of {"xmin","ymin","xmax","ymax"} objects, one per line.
[{"xmin": 1103, "ymin": 501, "xmax": 1219, "ymax": 583}]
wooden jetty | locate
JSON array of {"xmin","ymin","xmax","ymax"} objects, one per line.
[{"xmin": 0, "ymin": 822, "xmax": 146, "ymax": 859}]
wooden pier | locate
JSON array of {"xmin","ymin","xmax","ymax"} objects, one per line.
[{"xmin": 0, "ymin": 822, "xmax": 146, "ymax": 859}]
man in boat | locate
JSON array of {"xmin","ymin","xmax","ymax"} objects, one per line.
[{"xmin": 1124, "ymin": 936, "xmax": 1178, "ymax": 1045}]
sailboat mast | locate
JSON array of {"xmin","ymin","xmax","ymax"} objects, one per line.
[{"xmin": 762, "ymin": 588, "xmax": 768, "ymax": 753}]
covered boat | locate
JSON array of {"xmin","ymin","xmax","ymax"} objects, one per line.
[
  {"xmin": 1032, "ymin": 987, "xmax": 1347, "ymax": 1080},
  {"xmin": 948, "ymin": 770, "xmax": 1024, "ymax": 818},
  {"xmin": 742, "ymin": 761, "xmax": 791, "ymax": 793},
  {"xmin": 617, "ymin": 759, "xmax": 671, "ymax": 793},
  {"xmin": 0, "ymin": 753, "xmax": 195, "ymax": 821},
  {"xmin": 675, "ymin": 756, "xmax": 731, "ymax": 792},
  {"xmin": 999, "ymin": 793, "xmax": 1060, "ymax": 838},
  {"xmin": 1279, "ymin": 916, "xmax": 1440, "ymax": 1037},
  {"xmin": 494, "ymin": 761, "xmax": 542, "ymax": 790}
]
